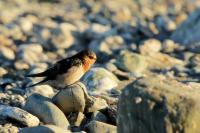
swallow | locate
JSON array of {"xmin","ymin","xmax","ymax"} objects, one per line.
[{"xmin": 26, "ymin": 49, "xmax": 97, "ymax": 88}]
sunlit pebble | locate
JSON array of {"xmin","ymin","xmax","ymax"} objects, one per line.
[{"xmin": 134, "ymin": 97, "xmax": 142, "ymax": 104}]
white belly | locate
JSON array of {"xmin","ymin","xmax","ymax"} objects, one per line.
[{"xmin": 56, "ymin": 65, "xmax": 85, "ymax": 86}]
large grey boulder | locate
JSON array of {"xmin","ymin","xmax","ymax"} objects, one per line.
[
  {"xmin": 118, "ymin": 76, "xmax": 200, "ymax": 133},
  {"xmin": 171, "ymin": 9, "xmax": 200, "ymax": 46}
]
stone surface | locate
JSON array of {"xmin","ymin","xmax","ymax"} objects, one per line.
[
  {"xmin": 0, "ymin": 67, "xmax": 7, "ymax": 77},
  {"xmin": 91, "ymin": 111, "xmax": 107, "ymax": 123},
  {"xmin": 82, "ymin": 67, "xmax": 119, "ymax": 95},
  {"xmin": 115, "ymin": 50, "xmax": 148, "ymax": 75},
  {"xmin": 17, "ymin": 44, "xmax": 47, "ymax": 65},
  {"xmin": 86, "ymin": 97, "xmax": 108, "ymax": 113},
  {"xmin": 0, "ymin": 124, "xmax": 19, "ymax": 133},
  {"xmin": 0, "ymin": 46, "xmax": 15, "ymax": 60},
  {"xmin": 52, "ymin": 82, "xmax": 86, "ymax": 114},
  {"xmin": 26, "ymin": 85, "xmax": 55, "ymax": 98},
  {"xmin": 139, "ymin": 39, "xmax": 162, "ymax": 54},
  {"xmin": 118, "ymin": 76, "xmax": 200, "ymax": 133},
  {"xmin": 24, "ymin": 94, "xmax": 69, "ymax": 128},
  {"xmin": 0, "ymin": 105, "xmax": 39, "ymax": 127},
  {"xmin": 19, "ymin": 125, "xmax": 71, "ymax": 133},
  {"xmin": 85, "ymin": 120, "xmax": 117, "ymax": 133},
  {"xmin": 89, "ymin": 35, "xmax": 125, "ymax": 55},
  {"xmin": 71, "ymin": 112, "xmax": 85, "ymax": 127},
  {"xmin": 146, "ymin": 52, "xmax": 184, "ymax": 70}
]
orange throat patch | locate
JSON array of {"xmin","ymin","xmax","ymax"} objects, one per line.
[{"xmin": 83, "ymin": 59, "xmax": 94, "ymax": 72}]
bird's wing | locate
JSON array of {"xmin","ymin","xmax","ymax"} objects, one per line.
[{"xmin": 26, "ymin": 58, "xmax": 82, "ymax": 87}]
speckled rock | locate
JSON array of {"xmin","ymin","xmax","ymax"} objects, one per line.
[
  {"xmin": 0, "ymin": 124, "xmax": 19, "ymax": 133},
  {"xmin": 0, "ymin": 105, "xmax": 39, "ymax": 127},
  {"xmin": 24, "ymin": 94, "xmax": 69, "ymax": 128},
  {"xmin": 82, "ymin": 67, "xmax": 119, "ymax": 95},
  {"xmin": 118, "ymin": 76, "xmax": 200, "ymax": 133}
]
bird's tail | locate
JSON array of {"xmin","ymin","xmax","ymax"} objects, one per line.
[
  {"xmin": 26, "ymin": 78, "xmax": 49, "ymax": 88},
  {"xmin": 25, "ymin": 71, "xmax": 47, "ymax": 77}
]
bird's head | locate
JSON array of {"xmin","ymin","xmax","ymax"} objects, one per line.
[{"xmin": 78, "ymin": 49, "xmax": 97, "ymax": 72}]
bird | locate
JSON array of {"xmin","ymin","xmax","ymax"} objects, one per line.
[{"xmin": 26, "ymin": 49, "xmax": 97, "ymax": 88}]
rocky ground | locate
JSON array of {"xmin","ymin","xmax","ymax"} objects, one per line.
[{"xmin": 1, "ymin": 0, "xmax": 200, "ymax": 133}]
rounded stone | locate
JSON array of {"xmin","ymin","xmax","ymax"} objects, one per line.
[
  {"xmin": 24, "ymin": 94, "xmax": 69, "ymax": 128},
  {"xmin": 82, "ymin": 67, "xmax": 119, "ymax": 95},
  {"xmin": 52, "ymin": 82, "xmax": 86, "ymax": 115}
]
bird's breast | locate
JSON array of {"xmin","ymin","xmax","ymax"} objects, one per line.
[{"xmin": 56, "ymin": 65, "xmax": 85, "ymax": 86}]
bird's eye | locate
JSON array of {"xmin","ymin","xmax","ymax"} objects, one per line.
[{"xmin": 88, "ymin": 55, "xmax": 95, "ymax": 59}]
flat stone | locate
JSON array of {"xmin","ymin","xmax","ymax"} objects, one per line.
[{"xmin": 0, "ymin": 105, "xmax": 39, "ymax": 127}]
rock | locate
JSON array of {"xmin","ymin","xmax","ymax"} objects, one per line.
[
  {"xmin": 24, "ymin": 94, "xmax": 69, "ymax": 128},
  {"xmin": 118, "ymin": 76, "xmax": 200, "ymax": 133},
  {"xmin": 0, "ymin": 105, "xmax": 39, "ymax": 127},
  {"xmin": 52, "ymin": 82, "xmax": 86, "ymax": 114},
  {"xmin": 91, "ymin": 111, "xmax": 107, "ymax": 123},
  {"xmin": 17, "ymin": 44, "xmax": 47, "ymax": 65},
  {"xmin": 51, "ymin": 26, "xmax": 75, "ymax": 49},
  {"xmin": 82, "ymin": 67, "xmax": 119, "ymax": 95},
  {"xmin": 186, "ymin": 42, "xmax": 200, "ymax": 53},
  {"xmin": 86, "ymin": 97, "xmax": 108, "ymax": 113},
  {"xmin": 85, "ymin": 120, "xmax": 117, "ymax": 133},
  {"xmin": 0, "ymin": 67, "xmax": 7, "ymax": 77},
  {"xmin": 171, "ymin": 8, "xmax": 200, "ymax": 45},
  {"xmin": 19, "ymin": 125, "xmax": 71, "ymax": 133},
  {"xmin": 0, "ymin": 124, "xmax": 19, "ymax": 133},
  {"xmin": 26, "ymin": 85, "xmax": 55, "ymax": 98},
  {"xmin": 70, "ymin": 112, "xmax": 85, "ymax": 127},
  {"xmin": 156, "ymin": 16, "xmax": 176, "ymax": 32},
  {"xmin": 19, "ymin": 18, "xmax": 33, "ymax": 33},
  {"xmin": 115, "ymin": 51, "xmax": 148, "ymax": 75},
  {"xmin": 139, "ymin": 39, "xmax": 162, "ymax": 54},
  {"xmin": 0, "ymin": 46, "xmax": 15, "ymax": 60},
  {"xmin": 89, "ymin": 35, "xmax": 125, "ymax": 55},
  {"xmin": 84, "ymin": 23, "xmax": 110, "ymax": 39},
  {"xmin": 162, "ymin": 39, "xmax": 179, "ymax": 53},
  {"xmin": 14, "ymin": 61, "xmax": 29, "ymax": 70},
  {"xmin": 146, "ymin": 52, "xmax": 184, "ymax": 70},
  {"xmin": 112, "ymin": 7, "xmax": 132, "ymax": 23}
]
